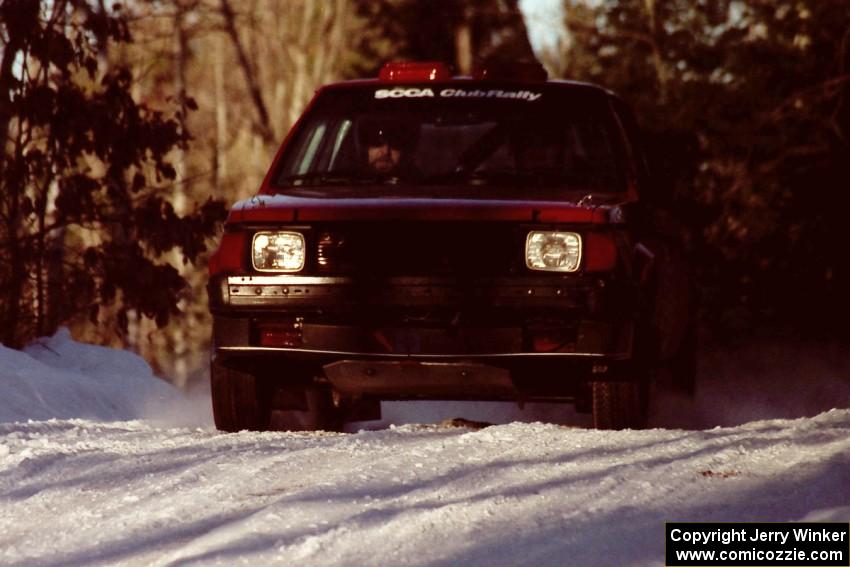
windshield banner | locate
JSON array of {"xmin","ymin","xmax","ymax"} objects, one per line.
[{"xmin": 375, "ymin": 88, "xmax": 542, "ymax": 102}]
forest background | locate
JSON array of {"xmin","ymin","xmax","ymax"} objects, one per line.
[{"xmin": 1, "ymin": 0, "xmax": 848, "ymax": 386}]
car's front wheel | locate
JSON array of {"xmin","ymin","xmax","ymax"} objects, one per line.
[
  {"xmin": 210, "ymin": 357, "xmax": 272, "ymax": 432},
  {"xmin": 211, "ymin": 357, "xmax": 342, "ymax": 432}
]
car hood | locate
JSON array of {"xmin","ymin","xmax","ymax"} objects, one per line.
[{"xmin": 227, "ymin": 192, "xmax": 630, "ymax": 225}]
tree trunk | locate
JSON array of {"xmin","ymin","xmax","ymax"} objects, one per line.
[
  {"xmin": 2, "ymin": 128, "xmax": 26, "ymax": 348},
  {"xmin": 454, "ymin": 6, "xmax": 473, "ymax": 75},
  {"xmin": 173, "ymin": 0, "xmax": 191, "ymax": 210},
  {"xmin": 171, "ymin": 0, "xmax": 194, "ymax": 386},
  {"xmin": 643, "ymin": 0, "xmax": 669, "ymax": 104},
  {"xmin": 219, "ymin": 0, "xmax": 275, "ymax": 145},
  {"xmin": 213, "ymin": 34, "xmax": 228, "ymax": 196}
]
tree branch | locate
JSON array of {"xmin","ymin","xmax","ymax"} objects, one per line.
[{"xmin": 768, "ymin": 74, "xmax": 850, "ymax": 121}]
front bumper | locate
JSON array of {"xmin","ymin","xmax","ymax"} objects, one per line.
[
  {"xmin": 209, "ymin": 273, "xmax": 643, "ymax": 399},
  {"xmin": 211, "ymin": 274, "xmax": 637, "ymax": 353}
]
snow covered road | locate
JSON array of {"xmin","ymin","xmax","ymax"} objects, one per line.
[
  {"xmin": 1, "ymin": 331, "xmax": 849, "ymax": 566},
  {"xmin": 2, "ymin": 414, "xmax": 850, "ymax": 566}
]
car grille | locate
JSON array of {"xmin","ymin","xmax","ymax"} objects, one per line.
[{"xmin": 313, "ymin": 222, "xmax": 522, "ymax": 276}]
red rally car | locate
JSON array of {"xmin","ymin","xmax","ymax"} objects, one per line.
[{"xmin": 207, "ymin": 61, "xmax": 696, "ymax": 432}]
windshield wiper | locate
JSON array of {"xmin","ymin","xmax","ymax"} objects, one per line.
[
  {"xmin": 278, "ymin": 171, "xmax": 375, "ymax": 187},
  {"xmin": 424, "ymin": 168, "xmax": 509, "ymax": 186},
  {"xmin": 426, "ymin": 168, "xmax": 559, "ymax": 186}
]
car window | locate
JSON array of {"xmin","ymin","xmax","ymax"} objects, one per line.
[{"xmin": 274, "ymin": 87, "xmax": 630, "ymax": 198}]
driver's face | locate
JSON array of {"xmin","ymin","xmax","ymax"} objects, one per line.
[{"xmin": 367, "ymin": 142, "xmax": 402, "ymax": 173}]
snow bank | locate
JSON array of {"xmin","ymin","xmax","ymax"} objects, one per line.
[{"xmin": 0, "ymin": 329, "xmax": 179, "ymax": 424}]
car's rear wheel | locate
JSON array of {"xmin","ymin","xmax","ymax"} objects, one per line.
[
  {"xmin": 210, "ymin": 358, "xmax": 272, "ymax": 432},
  {"xmin": 591, "ymin": 380, "xmax": 648, "ymax": 430}
]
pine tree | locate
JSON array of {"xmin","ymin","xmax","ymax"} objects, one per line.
[
  {"xmin": 0, "ymin": 0, "xmax": 226, "ymax": 348},
  {"xmin": 553, "ymin": 0, "xmax": 850, "ymax": 333}
]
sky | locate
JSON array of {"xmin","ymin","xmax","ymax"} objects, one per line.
[{"xmin": 519, "ymin": 0, "xmax": 565, "ymax": 52}]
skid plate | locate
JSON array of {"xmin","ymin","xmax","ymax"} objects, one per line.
[{"xmin": 322, "ymin": 360, "xmax": 516, "ymax": 397}]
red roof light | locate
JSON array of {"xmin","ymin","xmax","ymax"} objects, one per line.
[{"xmin": 379, "ymin": 61, "xmax": 452, "ymax": 82}]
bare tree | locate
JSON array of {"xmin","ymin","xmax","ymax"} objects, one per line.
[{"xmin": 219, "ymin": 0, "xmax": 275, "ymax": 144}]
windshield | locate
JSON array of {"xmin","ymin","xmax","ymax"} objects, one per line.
[{"xmin": 272, "ymin": 85, "xmax": 631, "ymax": 198}]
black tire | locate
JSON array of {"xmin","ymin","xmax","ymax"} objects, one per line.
[
  {"xmin": 210, "ymin": 357, "xmax": 272, "ymax": 432},
  {"xmin": 591, "ymin": 381, "xmax": 648, "ymax": 430}
]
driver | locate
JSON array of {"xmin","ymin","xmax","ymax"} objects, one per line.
[
  {"xmin": 367, "ymin": 135, "xmax": 403, "ymax": 174},
  {"xmin": 358, "ymin": 116, "xmax": 419, "ymax": 176}
]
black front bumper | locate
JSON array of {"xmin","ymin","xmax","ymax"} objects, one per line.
[{"xmin": 209, "ymin": 274, "xmax": 643, "ymax": 400}]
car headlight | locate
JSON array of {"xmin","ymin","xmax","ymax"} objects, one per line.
[
  {"xmin": 525, "ymin": 231, "xmax": 581, "ymax": 272},
  {"xmin": 252, "ymin": 231, "xmax": 305, "ymax": 272}
]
